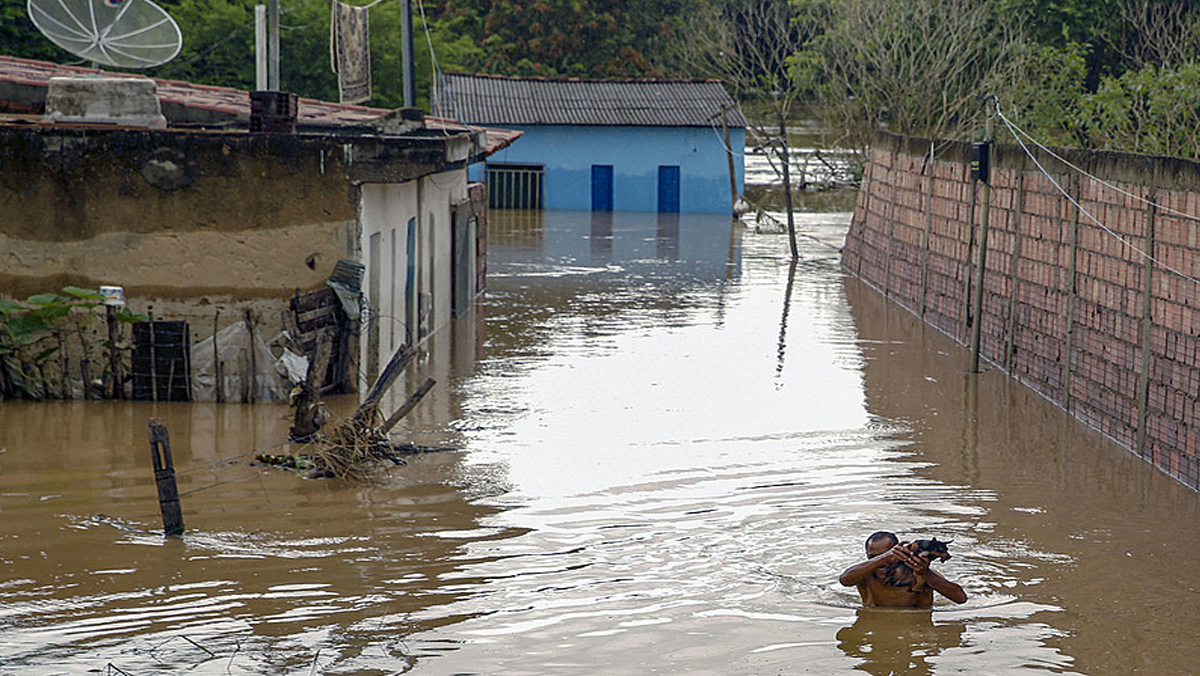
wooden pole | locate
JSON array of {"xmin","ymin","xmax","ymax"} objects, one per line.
[
  {"xmin": 380, "ymin": 377, "xmax": 436, "ymax": 434},
  {"xmin": 722, "ymin": 107, "xmax": 738, "ymax": 218},
  {"xmin": 352, "ymin": 344, "xmax": 418, "ymax": 427},
  {"xmin": 778, "ymin": 112, "xmax": 798, "ymax": 259},
  {"xmin": 78, "ymin": 327, "xmax": 93, "ymax": 401},
  {"xmin": 290, "ymin": 332, "xmax": 334, "ymax": 441},
  {"xmin": 213, "ymin": 310, "xmax": 224, "ymax": 403},
  {"xmin": 244, "ymin": 309, "xmax": 257, "ymax": 404},
  {"xmin": 970, "ymin": 103, "xmax": 995, "ymax": 373},
  {"xmin": 106, "ymin": 305, "xmax": 123, "ymax": 399},
  {"xmin": 148, "ymin": 313, "xmax": 158, "ymax": 402},
  {"xmin": 57, "ymin": 332, "xmax": 69, "ymax": 399},
  {"xmin": 148, "ymin": 418, "xmax": 185, "ymax": 536}
]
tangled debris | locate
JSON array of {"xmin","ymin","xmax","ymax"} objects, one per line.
[{"xmin": 256, "ymin": 344, "xmax": 448, "ymax": 481}]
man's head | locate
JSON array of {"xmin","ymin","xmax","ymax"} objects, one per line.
[{"xmin": 865, "ymin": 531, "xmax": 898, "ymax": 558}]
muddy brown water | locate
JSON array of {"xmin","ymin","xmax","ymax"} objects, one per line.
[{"xmin": 2, "ymin": 210, "xmax": 1199, "ymax": 674}]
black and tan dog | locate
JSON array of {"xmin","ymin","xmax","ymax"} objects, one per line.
[{"xmin": 882, "ymin": 538, "xmax": 952, "ymax": 593}]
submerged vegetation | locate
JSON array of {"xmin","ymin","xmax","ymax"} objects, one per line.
[{"xmin": 0, "ymin": 287, "xmax": 147, "ymax": 400}]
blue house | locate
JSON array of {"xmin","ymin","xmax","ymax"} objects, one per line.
[{"xmin": 442, "ymin": 73, "xmax": 746, "ymax": 214}]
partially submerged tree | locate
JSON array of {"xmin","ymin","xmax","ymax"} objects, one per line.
[{"xmin": 673, "ymin": 0, "xmax": 821, "ymax": 258}]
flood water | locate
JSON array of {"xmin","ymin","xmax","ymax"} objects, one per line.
[{"xmin": 3, "ymin": 208, "xmax": 1200, "ymax": 675}]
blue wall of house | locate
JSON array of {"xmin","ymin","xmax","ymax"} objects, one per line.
[{"xmin": 473, "ymin": 125, "xmax": 745, "ymax": 214}]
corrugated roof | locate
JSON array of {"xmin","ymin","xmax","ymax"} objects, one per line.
[
  {"xmin": 0, "ymin": 56, "xmax": 522, "ymax": 154},
  {"xmin": 442, "ymin": 73, "xmax": 747, "ymax": 128}
]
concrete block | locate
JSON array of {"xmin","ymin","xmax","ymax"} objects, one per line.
[{"xmin": 44, "ymin": 76, "xmax": 167, "ymax": 129}]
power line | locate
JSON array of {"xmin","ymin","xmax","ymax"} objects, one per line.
[
  {"xmin": 994, "ymin": 101, "xmax": 1200, "ymax": 289},
  {"xmin": 999, "ymin": 109, "xmax": 1200, "ymax": 224}
]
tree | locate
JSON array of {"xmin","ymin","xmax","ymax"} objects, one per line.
[
  {"xmin": 429, "ymin": 0, "xmax": 687, "ymax": 78},
  {"xmin": 672, "ymin": 0, "xmax": 819, "ymax": 258},
  {"xmin": 798, "ymin": 0, "xmax": 1026, "ymax": 150},
  {"xmin": 1110, "ymin": 0, "xmax": 1200, "ymax": 70}
]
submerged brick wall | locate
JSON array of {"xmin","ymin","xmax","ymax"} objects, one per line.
[{"xmin": 843, "ymin": 132, "xmax": 1200, "ymax": 490}]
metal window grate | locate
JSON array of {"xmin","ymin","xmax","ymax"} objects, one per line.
[{"xmin": 487, "ymin": 163, "xmax": 544, "ymax": 209}]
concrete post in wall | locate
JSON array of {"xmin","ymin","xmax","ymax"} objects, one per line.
[
  {"xmin": 1062, "ymin": 175, "xmax": 1082, "ymax": 411},
  {"xmin": 883, "ymin": 146, "xmax": 900, "ymax": 296},
  {"xmin": 1003, "ymin": 173, "xmax": 1027, "ymax": 374},
  {"xmin": 970, "ymin": 105, "xmax": 996, "ymax": 373},
  {"xmin": 854, "ymin": 149, "xmax": 878, "ymax": 279},
  {"xmin": 1135, "ymin": 191, "xmax": 1157, "ymax": 456},
  {"xmin": 919, "ymin": 140, "xmax": 937, "ymax": 318},
  {"xmin": 962, "ymin": 165, "xmax": 979, "ymax": 343}
]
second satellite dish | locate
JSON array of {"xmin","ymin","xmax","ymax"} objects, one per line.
[{"xmin": 28, "ymin": 0, "xmax": 183, "ymax": 69}]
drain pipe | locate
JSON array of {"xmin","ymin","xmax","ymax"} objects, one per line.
[{"xmin": 969, "ymin": 97, "xmax": 996, "ymax": 373}]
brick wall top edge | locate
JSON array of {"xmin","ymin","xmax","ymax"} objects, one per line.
[{"xmin": 872, "ymin": 131, "xmax": 1200, "ymax": 192}]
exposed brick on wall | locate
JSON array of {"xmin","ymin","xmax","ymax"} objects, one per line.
[{"xmin": 843, "ymin": 132, "xmax": 1200, "ymax": 491}]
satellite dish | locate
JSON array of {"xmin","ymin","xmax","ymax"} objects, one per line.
[{"xmin": 27, "ymin": 0, "xmax": 183, "ymax": 69}]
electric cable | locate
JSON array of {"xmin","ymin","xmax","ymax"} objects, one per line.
[
  {"xmin": 994, "ymin": 100, "xmax": 1200, "ymax": 289},
  {"xmin": 999, "ymin": 108, "xmax": 1200, "ymax": 224}
]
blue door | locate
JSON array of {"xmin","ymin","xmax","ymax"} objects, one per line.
[
  {"xmin": 591, "ymin": 165, "xmax": 613, "ymax": 211},
  {"xmin": 658, "ymin": 165, "xmax": 680, "ymax": 213},
  {"xmin": 405, "ymin": 217, "xmax": 417, "ymax": 345}
]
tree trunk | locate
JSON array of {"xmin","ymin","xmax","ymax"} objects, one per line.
[{"xmin": 779, "ymin": 112, "xmax": 798, "ymax": 259}]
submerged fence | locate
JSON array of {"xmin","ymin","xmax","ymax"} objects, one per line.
[{"xmin": 843, "ymin": 130, "xmax": 1200, "ymax": 490}]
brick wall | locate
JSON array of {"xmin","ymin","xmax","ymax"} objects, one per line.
[{"xmin": 843, "ymin": 132, "xmax": 1200, "ymax": 490}]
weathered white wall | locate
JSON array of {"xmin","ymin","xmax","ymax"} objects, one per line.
[{"xmin": 359, "ymin": 168, "xmax": 468, "ymax": 378}]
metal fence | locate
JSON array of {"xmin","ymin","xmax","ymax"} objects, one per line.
[{"xmin": 487, "ymin": 163, "xmax": 544, "ymax": 209}]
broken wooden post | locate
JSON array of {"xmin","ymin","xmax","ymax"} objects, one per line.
[
  {"xmin": 351, "ymin": 344, "xmax": 417, "ymax": 427},
  {"xmin": 380, "ymin": 377, "xmax": 435, "ymax": 434},
  {"xmin": 147, "ymin": 417, "xmax": 185, "ymax": 536},
  {"xmin": 289, "ymin": 331, "xmax": 335, "ymax": 441},
  {"xmin": 105, "ymin": 305, "xmax": 123, "ymax": 399},
  {"xmin": 77, "ymin": 327, "xmax": 92, "ymax": 401},
  {"xmin": 213, "ymin": 309, "xmax": 224, "ymax": 403}
]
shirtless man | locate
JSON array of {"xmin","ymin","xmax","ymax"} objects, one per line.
[{"xmin": 839, "ymin": 531, "xmax": 968, "ymax": 608}]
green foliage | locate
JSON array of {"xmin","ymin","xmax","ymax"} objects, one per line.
[
  {"xmin": 1080, "ymin": 61, "xmax": 1200, "ymax": 158},
  {"xmin": 0, "ymin": 287, "xmax": 142, "ymax": 358},
  {"xmin": 1005, "ymin": 43, "xmax": 1091, "ymax": 147},
  {"xmin": 796, "ymin": 0, "xmax": 1025, "ymax": 149},
  {"xmin": 152, "ymin": 0, "xmax": 258, "ymax": 91},
  {"xmin": 1005, "ymin": 47, "xmax": 1200, "ymax": 159},
  {"xmin": 0, "ymin": 0, "xmax": 72, "ymax": 64},
  {"xmin": 993, "ymin": 0, "xmax": 1123, "ymax": 85},
  {"xmin": 429, "ymin": 0, "xmax": 688, "ymax": 78}
]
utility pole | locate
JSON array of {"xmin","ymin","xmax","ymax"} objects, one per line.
[
  {"xmin": 722, "ymin": 107, "xmax": 738, "ymax": 218},
  {"xmin": 267, "ymin": 0, "xmax": 280, "ymax": 90},
  {"xmin": 255, "ymin": 5, "xmax": 267, "ymax": 90},
  {"xmin": 969, "ymin": 96, "xmax": 996, "ymax": 373},
  {"xmin": 401, "ymin": 0, "xmax": 416, "ymax": 107},
  {"xmin": 779, "ymin": 113, "xmax": 798, "ymax": 259}
]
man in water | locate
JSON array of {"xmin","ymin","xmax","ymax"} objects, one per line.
[{"xmin": 839, "ymin": 531, "xmax": 968, "ymax": 608}]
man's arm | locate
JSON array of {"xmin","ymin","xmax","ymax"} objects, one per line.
[
  {"xmin": 839, "ymin": 543, "xmax": 916, "ymax": 587},
  {"xmin": 922, "ymin": 569, "xmax": 968, "ymax": 604},
  {"xmin": 907, "ymin": 555, "xmax": 969, "ymax": 604}
]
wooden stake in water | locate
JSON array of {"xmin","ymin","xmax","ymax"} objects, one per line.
[{"xmin": 148, "ymin": 418, "xmax": 185, "ymax": 536}]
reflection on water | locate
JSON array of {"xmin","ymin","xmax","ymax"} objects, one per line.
[
  {"xmin": 837, "ymin": 609, "xmax": 965, "ymax": 676},
  {"xmin": 1, "ymin": 209, "xmax": 1198, "ymax": 674}
]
